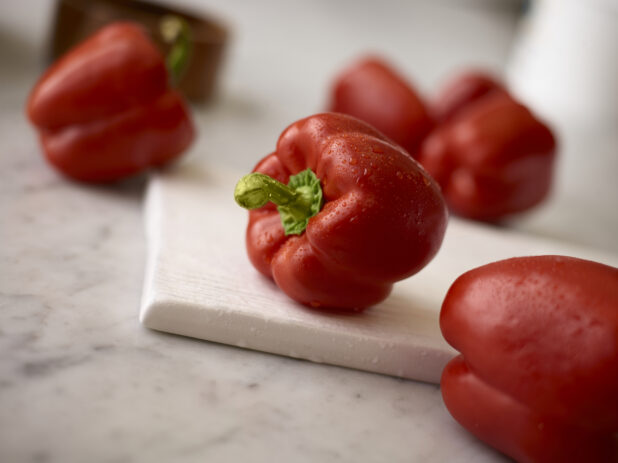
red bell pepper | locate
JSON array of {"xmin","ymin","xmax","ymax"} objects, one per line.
[
  {"xmin": 418, "ymin": 91, "xmax": 556, "ymax": 222},
  {"xmin": 440, "ymin": 256, "xmax": 618, "ymax": 463},
  {"xmin": 234, "ymin": 113, "xmax": 447, "ymax": 310},
  {"xmin": 431, "ymin": 71, "xmax": 507, "ymax": 124},
  {"xmin": 329, "ymin": 57, "xmax": 434, "ymax": 157},
  {"xmin": 27, "ymin": 22, "xmax": 195, "ymax": 182}
]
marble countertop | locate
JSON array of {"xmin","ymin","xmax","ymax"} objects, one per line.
[
  {"xmin": 0, "ymin": 94, "xmax": 507, "ymax": 463},
  {"xmin": 2, "ymin": 1, "xmax": 614, "ymax": 462}
]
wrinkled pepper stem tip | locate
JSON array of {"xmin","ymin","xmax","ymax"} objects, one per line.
[
  {"xmin": 234, "ymin": 173, "xmax": 288, "ymax": 210},
  {"xmin": 234, "ymin": 169, "xmax": 323, "ymax": 235}
]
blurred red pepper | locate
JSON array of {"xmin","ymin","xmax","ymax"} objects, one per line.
[
  {"xmin": 431, "ymin": 71, "xmax": 507, "ymax": 124},
  {"xmin": 329, "ymin": 57, "xmax": 433, "ymax": 157},
  {"xmin": 234, "ymin": 113, "xmax": 447, "ymax": 310},
  {"xmin": 418, "ymin": 82, "xmax": 556, "ymax": 222},
  {"xmin": 27, "ymin": 22, "xmax": 195, "ymax": 182},
  {"xmin": 440, "ymin": 256, "xmax": 618, "ymax": 463}
]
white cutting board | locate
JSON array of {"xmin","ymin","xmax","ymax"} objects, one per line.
[{"xmin": 140, "ymin": 162, "xmax": 618, "ymax": 384}]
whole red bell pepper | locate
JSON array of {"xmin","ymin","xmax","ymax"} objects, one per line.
[
  {"xmin": 27, "ymin": 22, "xmax": 195, "ymax": 182},
  {"xmin": 234, "ymin": 113, "xmax": 448, "ymax": 310},
  {"xmin": 329, "ymin": 57, "xmax": 434, "ymax": 157},
  {"xmin": 440, "ymin": 256, "xmax": 618, "ymax": 463},
  {"xmin": 418, "ymin": 91, "xmax": 556, "ymax": 222}
]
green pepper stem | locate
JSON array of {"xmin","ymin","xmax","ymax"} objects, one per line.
[
  {"xmin": 160, "ymin": 15, "xmax": 192, "ymax": 86},
  {"xmin": 234, "ymin": 173, "xmax": 312, "ymax": 220},
  {"xmin": 234, "ymin": 169, "xmax": 324, "ymax": 235}
]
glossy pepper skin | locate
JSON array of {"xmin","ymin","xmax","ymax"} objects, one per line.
[
  {"xmin": 440, "ymin": 256, "xmax": 618, "ymax": 463},
  {"xmin": 418, "ymin": 90, "xmax": 556, "ymax": 222},
  {"xmin": 27, "ymin": 22, "xmax": 195, "ymax": 182},
  {"xmin": 329, "ymin": 57, "xmax": 433, "ymax": 157},
  {"xmin": 243, "ymin": 113, "xmax": 447, "ymax": 310}
]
